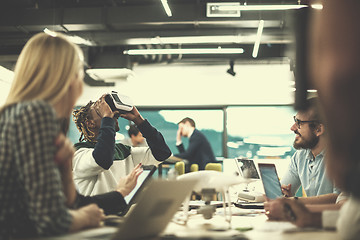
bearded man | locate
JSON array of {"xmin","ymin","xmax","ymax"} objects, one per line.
[{"xmin": 280, "ymin": 97, "xmax": 339, "ymax": 197}]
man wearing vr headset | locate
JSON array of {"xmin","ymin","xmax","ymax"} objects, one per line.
[{"xmin": 72, "ymin": 94, "xmax": 171, "ymax": 196}]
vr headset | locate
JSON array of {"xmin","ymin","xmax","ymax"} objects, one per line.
[{"xmin": 105, "ymin": 91, "xmax": 133, "ymax": 114}]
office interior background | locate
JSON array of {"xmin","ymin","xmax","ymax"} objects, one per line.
[{"xmin": 0, "ymin": 0, "xmax": 317, "ymax": 177}]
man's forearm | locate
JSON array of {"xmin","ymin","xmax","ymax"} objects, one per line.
[
  {"xmin": 306, "ymin": 203, "xmax": 343, "ymax": 213},
  {"xmin": 298, "ymin": 193, "xmax": 339, "ymax": 205},
  {"xmin": 137, "ymin": 119, "xmax": 172, "ymax": 161},
  {"xmin": 93, "ymin": 117, "xmax": 116, "ymax": 169},
  {"xmin": 76, "ymin": 191, "xmax": 127, "ymax": 215}
]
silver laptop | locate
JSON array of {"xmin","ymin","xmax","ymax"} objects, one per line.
[{"xmin": 87, "ymin": 178, "xmax": 196, "ymax": 240}]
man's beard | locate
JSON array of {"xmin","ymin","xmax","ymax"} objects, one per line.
[{"xmin": 293, "ymin": 132, "xmax": 319, "ymax": 150}]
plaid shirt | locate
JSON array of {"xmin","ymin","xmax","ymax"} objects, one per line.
[{"xmin": 0, "ymin": 100, "xmax": 72, "ymax": 239}]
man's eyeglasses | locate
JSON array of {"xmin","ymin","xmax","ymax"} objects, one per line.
[{"xmin": 293, "ymin": 116, "xmax": 319, "ymax": 129}]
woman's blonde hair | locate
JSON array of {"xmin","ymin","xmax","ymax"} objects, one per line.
[{"xmin": 3, "ymin": 32, "xmax": 83, "ymax": 109}]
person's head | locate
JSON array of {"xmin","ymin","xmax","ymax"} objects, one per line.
[
  {"xmin": 309, "ymin": 1, "xmax": 360, "ymax": 196},
  {"xmin": 178, "ymin": 117, "xmax": 196, "ymax": 137},
  {"xmin": 290, "ymin": 97, "xmax": 325, "ymax": 150},
  {"xmin": 128, "ymin": 124, "xmax": 145, "ymax": 146},
  {"xmin": 73, "ymin": 97, "xmax": 120, "ymax": 143},
  {"xmin": 3, "ymin": 32, "xmax": 84, "ymax": 117}
]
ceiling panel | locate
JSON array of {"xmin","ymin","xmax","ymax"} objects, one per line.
[{"xmin": 0, "ymin": 0, "xmax": 305, "ymax": 86}]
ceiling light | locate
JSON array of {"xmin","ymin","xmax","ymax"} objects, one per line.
[
  {"xmin": 66, "ymin": 35, "xmax": 94, "ymax": 46},
  {"xmin": 311, "ymin": 4, "xmax": 323, "ymax": 10},
  {"xmin": 160, "ymin": 0, "xmax": 172, "ymax": 17},
  {"xmin": 43, "ymin": 28, "xmax": 57, "ymax": 37},
  {"xmin": 217, "ymin": 4, "xmax": 307, "ymax": 11},
  {"xmin": 207, "ymin": 2, "xmax": 241, "ymax": 17},
  {"xmin": 252, "ymin": 20, "xmax": 264, "ymax": 58},
  {"xmin": 43, "ymin": 28, "xmax": 94, "ymax": 46},
  {"xmin": 123, "ymin": 48, "xmax": 244, "ymax": 55},
  {"xmin": 127, "ymin": 35, "xmax": 248, "ymax": 45},
  {"xmin": 125, "ymin": 35, "xmax": 291, "ymax": 46},
  {"xmin": 86, "ymin": 68, "xmax": 134, "ymax": 81}
]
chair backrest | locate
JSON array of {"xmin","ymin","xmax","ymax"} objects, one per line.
[
  {"xmin": 190, "ymin": 163, "xmax": 199, "ymax": 172},
  {"xmin": 205, "ymin": 163, "xmax": 222, "ymax": 172},
  {"xmin": 174, "ymin": 161, "xmax": 185, "ymax": 175}
]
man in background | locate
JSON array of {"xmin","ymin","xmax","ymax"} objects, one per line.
[
  {"xmin": 122, "ymin": 124, "xmax": 148, "ymax": 147},
  {"xmin": 175, "ymin": 117, "xmax": 216, "ymax": 172}
]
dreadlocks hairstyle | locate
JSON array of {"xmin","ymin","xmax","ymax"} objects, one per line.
[{"xmin": 72, "ymin": 101, "xmax": 96, "ymax": 142}]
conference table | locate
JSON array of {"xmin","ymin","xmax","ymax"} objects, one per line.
[{"xmin": 45, "ymin": 207, "xmax": 339, "ymax": 240}]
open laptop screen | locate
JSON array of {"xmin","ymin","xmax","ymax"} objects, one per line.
[
  {"xmin": 258, "ymin": 163, "xmax": 283, "ymax": 199},
  {"xmin": 236, "ymin": 158, "xmax": 260, "ymax": 180}
]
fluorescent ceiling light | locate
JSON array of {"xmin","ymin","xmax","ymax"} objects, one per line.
[
  {"xmin": 160, "ymin": 0, "xmax": 172, "ymax": 17},
  {"xmin": 218, "ymin": 4, "xmax": 307, "ymax": 11},
  {"xmin": 252, "ymin": 20, "xmax": 264, "ymax": 58},
  {"xmin": 125, "ymin": 35, "xmax": 292, "ymax": 45},
  {"xmin": 311, "ymin": 4, "xmax": 323, "ymax": 10},
  {"xmin": 307, "ymin": 89, "xmax": 318, "ymax": 93},
  {"xmin": 127, "ymin": 35, "xmax": 257, "ymax": 45},
  {"xmin": 86, "ymin": 68, "xmax": 134, "ymax": 81},
  {"xmin": 66, "ymin": 35, "xmax": 94, "ymax": 46},
  {"xmin": 123, "ymin": 48, "xmax": 244, "ymax": 55},
  {"xmin": 207, "ymin": 2, "xmax": 241, "ymax": 17},
  {"xmin": 43, "ymin": 28, "xmax": 94, "ymax": 46},
  {"xmin": 43, "ymin": 28, "xmax": 57, "ymax": 37},
  {"xmin": 291, "ymin": 88, "xmax": 318, "ymax": 93}
]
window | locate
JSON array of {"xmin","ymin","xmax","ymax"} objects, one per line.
[
  {"xmin": 140, "ymin": 109, "xmax": 223, "ymax": 158},
  {"xmin": 227, "ymin": 106, "xmax": 296, "ymax": 160}
]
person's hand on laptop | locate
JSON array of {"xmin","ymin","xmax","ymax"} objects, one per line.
[
  {"xmin": 116, "ymin": 163, "xmax": 143, "ymax": 197},
  {"xmin": 281, "ymin": 184, "xmax": 292, "ymax": 197},
  {"xmin": 70, "ymin": 204, "xmax": 106, "ymax": 230}
]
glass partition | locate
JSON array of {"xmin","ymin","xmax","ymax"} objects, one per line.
[{"xmin": 227, "ymin": 106, "xmax": 296, "ymax": 160}]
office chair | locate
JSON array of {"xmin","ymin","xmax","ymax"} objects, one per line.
[
  {"xmin": 205, "ymin": 163, "xmax": 222, "ymax": 172},
  {"xmin": 174, "ymin": 161, "xmax": 185, "ymax": 175},
  {"xmin": 190, "ymin": 164, "xmax": 199, "ymax": 172}
]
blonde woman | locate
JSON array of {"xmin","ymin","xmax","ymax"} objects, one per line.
[{"xmin": 0, "ymin": 32, "xmax": 105, "ymax": 238}]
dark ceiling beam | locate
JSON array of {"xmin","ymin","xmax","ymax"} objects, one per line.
[{"xmin": 0, "ymin": 5, "xmax": 288, "ymax": 33}]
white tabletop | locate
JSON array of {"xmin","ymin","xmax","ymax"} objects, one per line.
[
  {"xmin": 42, "ymin": 207, "xmax": 339, "ymax": 240},
  {"xmin": 163, "ymin": 208, "xmax": 339, "ymax": 240}
]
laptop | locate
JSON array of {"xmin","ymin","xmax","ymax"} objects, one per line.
[
  {"xmin": 235, "ymin": 159, "xmax": 264, "ymax": 204},
  {"xmin": 119, "ymin": 165, "xmax": 157, "ymax": 216},
  {"xmin": 235, "ymin": 158, "xmax": 260, "ymax": 180},
  {"xmin": 110, "ymin": 178, "xmax": 197, "ymax": 239},
  {"xmin": 257, "ymin": 163, "xmax": 283, "ymax": 199}
]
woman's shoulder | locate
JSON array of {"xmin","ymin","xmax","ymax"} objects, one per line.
[
  {"xmin": 10, "ymin": 100, "xmax": 54, "ymax": 115},
  {"xmin": 4, "ymin": 100, "xmax": 56, "ymax": 123}
]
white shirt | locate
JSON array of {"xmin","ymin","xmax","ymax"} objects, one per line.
[{"xmin": 73, "ymin": 146, "xmax": 161, "ymax": 196}]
